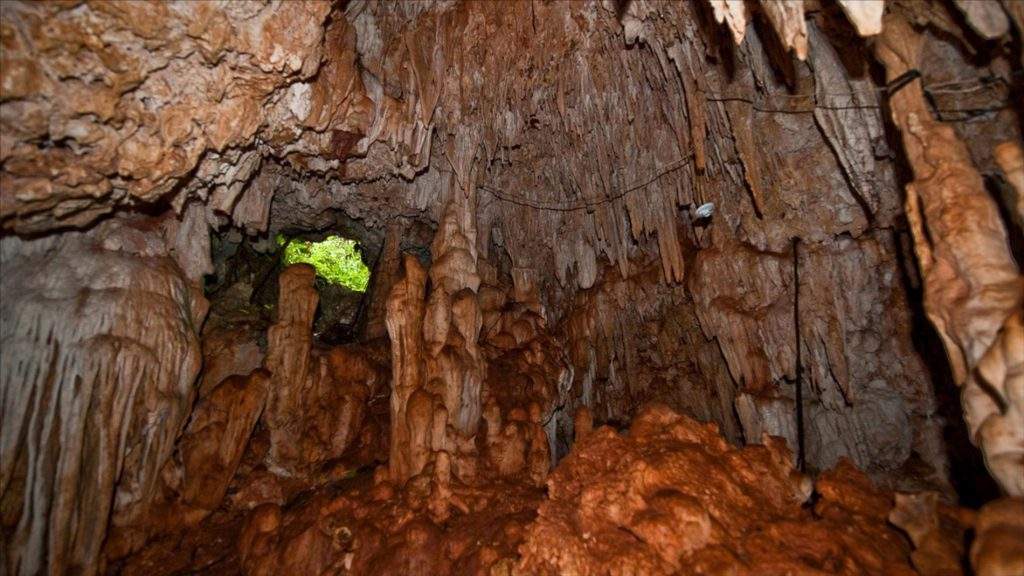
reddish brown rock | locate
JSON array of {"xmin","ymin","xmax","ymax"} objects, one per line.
[
  {"xmin": 517, "ymin": 404, "xmax": 923, "ymax": 576},
  {"xmin": 174, "ymin": 370, "xmax": 270, "ymax": 512},
  {"xmin": 263, "ymin": 264, "xmax": 384, "ymax": 477},
  {"xmin": 237, "ymin": 472, "xmax": 543, "ymax": 576},
  {"xmin": 0, "ymin": 0, "xmax": 372, "ymax": 236},
  {"xmin": 971, "ymin": 498, "xmax": 1024, "ymax": 576},
  {"xmin": 890, "ymin": 490, "xmax": 972, "ymax": 576}
]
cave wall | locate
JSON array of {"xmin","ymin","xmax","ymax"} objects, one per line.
[
  {"xmin": 556, "ymin": 230, "xmax": 949, "ymax": 487},
  {"xmin": 1, "ymin": 0, "xmax": 1023, "ymax": 573},
  {"xmin": 0, "ymin": 219, "xmax": 206, "ymax": 575}
]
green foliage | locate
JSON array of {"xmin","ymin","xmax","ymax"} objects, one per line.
[{"xmin": 277, "ymin": 234, "xmax": 370, "ymax": 292}]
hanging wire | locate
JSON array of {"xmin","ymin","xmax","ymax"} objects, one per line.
[
  {"xmin": 475, "ymin": 72, "xmax": 1019, "ymax": 213},
  {"xmin": 479, "ymin": 157, "xmax": 692, "ymax": 212}
]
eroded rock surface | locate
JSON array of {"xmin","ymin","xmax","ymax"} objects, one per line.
[
  {"xmin": 2, "ymin": 0, "xmax": 1023, "ymax": 574},
  {"xmin": 1, "ymin": 219, "xmax": 206, "ymax": 576},
  {"xmin": 876, "ymin": 13, "xmax": 1024, "ymax": 496},
  {"xmin": 264, "ymin": 264, "xmax": 384, "ymax": 477},
  {"xmin": 237, "ymin": 471, "xmax": 542, "ymax": 576},
  {"xmin": 0, "ymin": 0, "xmax": 370, "ymax": 236},
  {"xmin": 518, "ymin": 405, "xmax": 941, "ymax": 576}
]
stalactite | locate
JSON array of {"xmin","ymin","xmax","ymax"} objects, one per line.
[
  {"xmin": 876, "ymin": 13, "xmax": 1024, "ymax": 496},
  {"xmin": 952, "ymin": 0, "xmax": 1011, "ymax": 40},
  {"xmin": 1, "ymin": 222, "xmax": 205, "ymax": 576},
  {"xmin": 837, "ymin": 0, "xmax": 886, "ymax": 36},
  {"xmin": 760, "ymin": 0, "xmax": 808, "ymax": 60},
  {"xmin": 709, "ymin": 0, "xmax": 748, "ymax": 45},
  {"xmin": 4, "ymin": 2, "xmax": 1022, "ymax": 572}
]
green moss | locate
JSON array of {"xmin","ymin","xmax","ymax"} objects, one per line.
[{"xmin": 277, "ymin": 234, "xmax": 370, "ymax": 292}]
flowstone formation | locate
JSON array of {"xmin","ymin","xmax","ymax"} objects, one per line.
[
  {"xmin": 2, "ymin": 0, "xmax": 1024, "ymax": 574},
  {"xmin": 1, "ymin": 219, "xmax": 206, "ymax": 576},
  {"xmin": 518, "ymin": 405, "xmax": 939, "ymax": 576}
]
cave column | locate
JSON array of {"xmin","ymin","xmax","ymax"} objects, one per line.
[
  {"xmin": 263, "ymin": 264, "xmax": 318, "ymax": 475},
  {"xmin": 386, "ymin": 137, "xmax": 486, "ymax": 486},
  {"xmin": 875, "ymin": 15, "xmax": 1024, "ymax": 495},
  {"xmin": 423, "ymin": 190, "xmax": 485, "ymax": 478}
]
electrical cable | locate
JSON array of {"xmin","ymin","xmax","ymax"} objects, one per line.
[{"xmin": 475, "ymin": 75, "xmax": 1018, "ymax": 212}]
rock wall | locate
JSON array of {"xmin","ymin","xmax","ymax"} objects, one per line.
[
  {"xmin": 556, "ymin": 230, "xmax": 949, "ymax": 490},
  {"xmin": 0, "ymin": 219, "xmax": 205, "ymax": 576}
]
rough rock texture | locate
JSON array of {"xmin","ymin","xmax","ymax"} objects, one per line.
[
  {"xmin": 237, "ymin": 472, "xmax": 542, "ymax": 576},
  {"xmin": 517, "ymin": 404, "xmax": 933, "ymax": 576},
  {"xmin": 169, "ymin": 370, "xmax": 270, "ymax": 516},
  {"xmin": 558, "ymin": 237, "xmax": 949, "ymax": 490},
  {"xmin": 0, "ymin": 219, "xmax": 206, "ymax": 576},
  {"xmin": 386, "ymin": 192, "xmax": 488, "ymax": 492},
  {"xmin": 264, "ymin": 264, "xmax": 384, "ymax": 477},
  {"xmin": 971, "ymin": 498, "xmax": 1024, "ymax": 576},
  {"xmin": 0, "ymin": 0, "xmax": 370, "ymax": 236},
  {"xmin": 195, "ymin": 322, "xmax": 265, "ymax": 399},
  {"xmin": 889, "ymin": 490, "xmax": 972, "ymax": 576},
  {"xmin": 386, "ymin": 253, "xmax": 431, "ymax": 483},
  {"xmin": 2, "ymin": 0, "xmax": 1023, "ymax": 573},
  {"xmin": 235, "ymin": 404, "xmax": 973, "ymax": 576},
  {"xmin": 102, "ymin": 369, "xmax": 271, "ymax": 563},
  {"xmin": 875, "ymin": 13, "xmax": 1024, "ymax": 496},
  {"xmin": 994, "ymin": 142, "xmax": 1023, "ymax": 229}
]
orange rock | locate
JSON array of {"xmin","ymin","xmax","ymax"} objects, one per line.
[
  {"xmin": 517, "ymin": 404, "xmax": 920, "ymax": 575},
  {"xmin": 971, "ymin": 498, "xmax": 1024, "ymax": 576}
]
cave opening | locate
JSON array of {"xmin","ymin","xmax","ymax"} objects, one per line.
[
  {"xmin": 276, "ymin": 232, "xmax": 372, "ymax": 343},
  {"xmin": 2, "ymin": 1, "xmax": 1023, "ymax": 575}
]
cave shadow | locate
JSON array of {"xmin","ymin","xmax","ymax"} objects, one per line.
[{"xmin": 890, "ymin": 226, "xmax": 1001, "ymax": 508}]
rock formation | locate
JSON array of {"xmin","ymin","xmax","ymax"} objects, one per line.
[
  {"xmin": 1, "ymin": 0, "xmax": 1023, "ymax": 574},
  {"xmin": 518, "ymin": 404, "xmax": 945, "ymax": 575},
  {"xmin": 264, "ymin": 264, "xmax": 382, "ymax": 476},
  {"xmin": 875, "ymin": 13, "xmax": 1024, "ymax": 497},
  {"xmin": 1, "ymin": 219, "xmax": 205, "ymax": 575}
]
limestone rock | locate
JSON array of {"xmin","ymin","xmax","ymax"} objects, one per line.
[
  {"xmin": 517, "ymin": 405, "xmax": 920, "ymax": 575},
  {"xmin": 876, "ymin": 13, "xmax": 1024, "ymax": 496},
  {"xmin": 971, "ymin": 498, "xmax": 1024, "ymax": 576},
  {"xmin": 175, "ymin": 370, "xmax": 270, "ymax": 512},
  {"xmin": 263, "ymin": 264, "xmax": 382, "ymax": 477},
  {"xmin": 0, "ymin": 220, "xmax": 205, "ymax": 576}
]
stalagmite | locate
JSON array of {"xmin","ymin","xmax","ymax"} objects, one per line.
[
  {"xmin": 263, "ymin": 264, "xmax": 378, "ymax": 477},
  {"xmin": 263, "ymin": 265, "xmax": 319, "ymax": 474},
  {"xmin": 387, "ymin": 254, "xmax": 429, "ymax": 483}
]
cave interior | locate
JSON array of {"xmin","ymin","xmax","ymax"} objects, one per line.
[{"xmin": 1, "ymin": 0, "xmax": 1023, "ymax": 575}]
